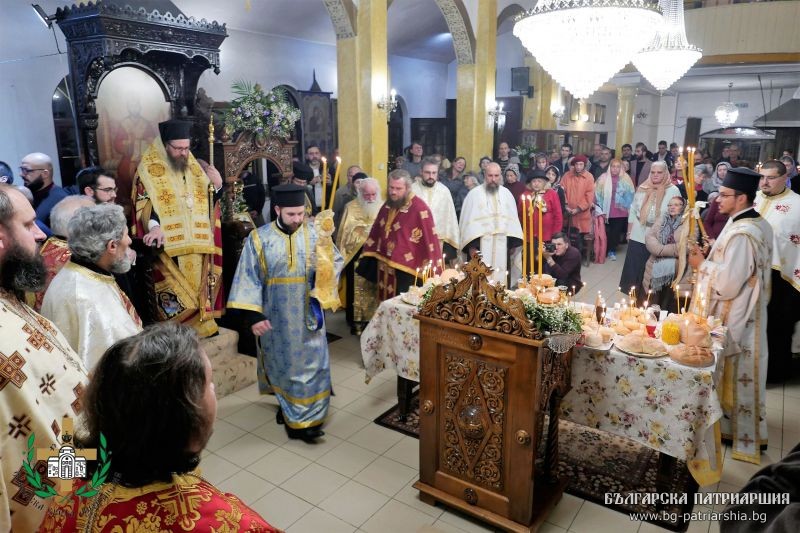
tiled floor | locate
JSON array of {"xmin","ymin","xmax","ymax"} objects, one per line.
[{"xmin": 203, "ymin": 245, "xmax": 798, "ymax": 532}]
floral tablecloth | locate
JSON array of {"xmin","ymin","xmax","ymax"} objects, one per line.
[{"xmin": 361, "ymin": 295, "xmax": 725, "ymax": 471}]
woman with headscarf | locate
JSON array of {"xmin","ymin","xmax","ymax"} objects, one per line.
[
  {"xmin": 643, "ymin": 196, "xmax": 691, "ymax": 313},
  {"xmin": 619, "ymin": 161, "xmax": 680, "ymax": 306},
  {"xmin": 503, "ymin": 163, "xmax": 527, "ymax": 203},
  {"xmin": 545, "ymin": 164, "xmax": 567, "ymax": 226},
  {"xmin": 595, "ymin": 158, "xmax": 635, "ymax": 261},
  {"xmin": 703, "ymin": 161, "xmax": 731, "ymax": 198}
]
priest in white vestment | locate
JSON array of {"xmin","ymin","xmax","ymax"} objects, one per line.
[
  {"xmin": 689, "ymin": 167, "xmax": 773, "ymax": 465},
  {"xmin": 459, "ymin": 162, "xmax": 523, "ymax": 283},
  {"xmin": 411, "ymin": 157, "xmax": 460, "ymax": 260},
  {"xmin": 42, "ymin": 204, "xmax": 142, "ymax": 370},
  {"xmin": 753, "ymin": 159, "xmax": 800, "ymax": 383},
  {"xmin": 0, "ymin": 185, "xmax": 89, "ymax": 532}
]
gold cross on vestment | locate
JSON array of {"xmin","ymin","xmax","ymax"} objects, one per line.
[{"xmin": 35, "ymin": 416, "xmax": 97, "ymax": 494}]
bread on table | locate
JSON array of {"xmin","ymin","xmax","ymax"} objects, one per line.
[{"xmin": 669, "ymin": 344, "xmax": 714, "ymax": 367}]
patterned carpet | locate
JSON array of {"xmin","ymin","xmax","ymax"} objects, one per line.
[{"xmin": 375, "ymin": 396, "xmax": 697, "ymax": 532}]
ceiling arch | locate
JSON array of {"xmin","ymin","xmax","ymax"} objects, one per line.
[
  {"xmin": 322, "ymin": 0, "xmax": 357, "ymax": 39},
  {"xmin": 434, "ymin": 0, "xmax": 476, "ymax": 64}
]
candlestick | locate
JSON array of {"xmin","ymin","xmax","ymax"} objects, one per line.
[
  {"xmin": 321, "ymin": 156, "xmax": 328, "ymax": 209},
  {"xmin": 528, "ymin": 195, "xmax": 535, "ymax": 277},
  {"xmin": 521, "ymin": 195, "xmax": 528, "ymax": 278},
  {"xmin": 328, "ymin": 156, "xmax": 342, "ymax": 210},
  {"xmin": 684, "ymin": 291, "xmax": 689, "ymax": 313},
  {"xmin": 537, "ymin": 193, "xmax": 544, "ymax": 279},
  {"xmin": 414, "ymin": 267, "xmax": 419, "ymax": 287}
]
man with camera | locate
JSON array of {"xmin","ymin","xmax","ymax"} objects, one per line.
[{"xmin": 543, "ymin": 232, "xmax": 582, "ymax": 290}]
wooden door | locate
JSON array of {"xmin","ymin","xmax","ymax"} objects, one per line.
[{"xmin": 411, "ymin": 118, "xmax": 448, "ymax": 157}]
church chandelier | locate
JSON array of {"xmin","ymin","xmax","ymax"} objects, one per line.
[
  {"xmin": 513, "ymin": 0, "xmax": 662, "ymax": 100},
  {"xmin": 714, "ymin": 83, "xmax": 739, "ymax": 128},
  {"xmin": 633, "ymin": 0, "xmax": 701, "ymax": 91}
]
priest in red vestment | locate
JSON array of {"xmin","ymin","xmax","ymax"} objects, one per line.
[{"xmin": 357, "ymin": 169, "xmax": 442, "ymax": 301}]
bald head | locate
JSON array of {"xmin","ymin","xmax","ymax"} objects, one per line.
[
  {"xmin": 20, "ymin": 152, "xmax": 54, "ymax": 191},
  {"xmin": 484, "ymin": 162, "xmax": 502, "ymax": 191},
  {"xmin": 50, "ymin": 195, "xmax": 95, "ymax": 238}
]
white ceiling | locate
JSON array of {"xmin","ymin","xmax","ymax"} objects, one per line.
[{"xmin": 3, "ymin": 1, "xmax": 798, "ymax": 97}]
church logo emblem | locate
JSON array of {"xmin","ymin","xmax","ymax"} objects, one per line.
[{"xmin": 20, "ymin": 416, "xmax": 110, "ymax": 499}]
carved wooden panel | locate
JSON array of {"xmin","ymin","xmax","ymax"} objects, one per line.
[
  {"xmin": 221, "ymin": 132, "xmax": 296, "ymax": 183},
  {"xmin": 417, "ymin": 255, "xmax": 542, "ymax": 340},
  {"xmin": 442, "ymin": 352, "xmax": 507, "ymax": 491}
]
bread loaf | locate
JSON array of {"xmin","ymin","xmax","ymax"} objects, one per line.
[{"xmin": 669, "ymin": 345, "xmax": 714, "ymax": 367}]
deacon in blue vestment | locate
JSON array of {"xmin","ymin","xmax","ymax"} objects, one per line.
[{"xmin": 228, "ymin": 184, "xmax": 343, "ymax": 442}]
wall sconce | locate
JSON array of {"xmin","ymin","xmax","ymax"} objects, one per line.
[
  {"xmin": 377, "ymin": 89, "xmax": 398, "ymax": 122},
  {"xmin": 551, "ymin": 104, "xmax": 565, "ymax": 120},
  {"xmin": 488, "ymin": 101, "xmax": 507, "ymax": 131}
]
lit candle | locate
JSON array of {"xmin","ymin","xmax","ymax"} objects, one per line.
[
  {"xmin": 414, "ymin": 267, "xmax": 420, "ymax": 287},
  {"xmin": 537, "ymin": 193, "xmax": 544, "ymax": 279},
  {"xmin": 328, "ymin": 156, "xmax": 342, "ymax": 210},
  {"xmin": 321, "ymin": 156, "xmax": 328, "ymax": 209},
  {"xmin": 684, "ymin": 291, "xmax": 689, "ymax": 312},
  {"xmin": 528, "ymin": 195, "xmax": 535, "ymax": 277},
  {"xmin": 521, "ymin": 195, "xmax": 528, "ymax": 278}
]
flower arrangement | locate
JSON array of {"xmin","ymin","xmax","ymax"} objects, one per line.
[
  {"xmin": 514, "ymin": 144, "xmax": 541, "ymax": 168},
  {"xmin": 223, "ymin": 80, "xmax": 301, "ymax": 140}
]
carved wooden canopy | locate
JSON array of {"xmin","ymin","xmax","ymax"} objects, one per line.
[
  {"xmin": 416, "ymin": 256, "xmax": 542, "ymax": 340},
  {"xmin": 56, "ymin": 0, "xmax": 227, "ymax": 165},
  {"xmin": 221, "ymin": 132, "xmax": 296, "ymax": 183}
]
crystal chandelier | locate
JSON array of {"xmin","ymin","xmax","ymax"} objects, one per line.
[
  {"xmin": 714, "ymin": 83, "xmax": 739, "ymax": 127},
  {"xmin": 513, "ymin": 0, "xmax": 662, "ymax": 100},
  {"xmin": 633, "ymin": 0, "xmax": 701, "ymax": 91}
]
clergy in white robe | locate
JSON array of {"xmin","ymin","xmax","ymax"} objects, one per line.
[
  {"xmin": 412, "ymin": 159, "xmax": 460, "ymax": 260},
  {"xmin": 41, "ymin": 204, "xmax": 142, "ymax": 369},
  {"xmin": 0, "ymin": 185, "xmax": 89, "ymax": 532},
  {"xmin": 753, "ymin": 159, "xmax": 800, "ymax": 383},
  {"xmin": 689, "ymin": 167, "xmax": 773, "ymax": 465},
  {"xmin": 459, "ymin": 162, "xmax": 523, "ymax": 283}
]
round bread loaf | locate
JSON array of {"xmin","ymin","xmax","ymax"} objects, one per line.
[{"xmin": 669, "ymin": 345, "xmax": 714, "ymax": 367}]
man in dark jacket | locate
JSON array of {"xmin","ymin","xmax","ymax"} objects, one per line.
[{"xmin": 544, "ymin": 232, "xmax": 582, "ymax": 290}]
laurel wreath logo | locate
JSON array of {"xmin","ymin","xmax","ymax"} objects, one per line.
[{"xmin": 23, "ymin": 432, "xmax": 111, "ymax": 499}]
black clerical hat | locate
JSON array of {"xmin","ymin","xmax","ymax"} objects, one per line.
[
  {"xmin": 292, "ymin": 162, "xmax": 314, "ymax": 182},
  {"xmin": 351, "ymin": 172, "xmax": 368, "ymax": 184},
  {"xmin": 272, "ymin": 184, "xmax": 307, "ymax": 208},
  {"xmin": 527, "ymin": 169, "xmax": 548, "ymax": 183},
  {"xmin": 721, "ymin": 167, "xmax": 761, "ymax": 196},
  {"xmin": 159, "ymin": 119, "xmax": 192, "ymax": 143}
]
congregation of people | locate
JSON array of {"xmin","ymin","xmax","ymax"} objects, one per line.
[{"xmin": 2, "ymin": 119, "xmax": 799, "ymax": 531}]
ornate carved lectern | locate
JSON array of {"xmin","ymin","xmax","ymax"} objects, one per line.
[{"xmin": 414, "ymin": 258, "xmax": 573, "ymax": 532}]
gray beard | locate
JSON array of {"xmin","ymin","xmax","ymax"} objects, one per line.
[
  {"xmin": 0, "ymin": 245, "xmax": 46, "ymax": 292},
  {"xmin": 358, "ymin": 199, "xmax": 382, "ymax": 219},
  {"xmin": 110, "ymin": 255, "xmax": 133, "ymax": 274},
  {"xmin": 485, "ymin": 183, "xmax": 499, "ymax": 194}
]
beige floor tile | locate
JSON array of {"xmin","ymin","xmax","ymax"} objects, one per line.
[
  {"xmin": 766, "ymin": 407, "xmax": 783, "ymax": 430},
  {"xmin": 720, "ymin": 447, "xmax": 782, "ymax": 488},
  {"xmin": 364, "ymin": 378, "xmax": 399, "ymax": 402},
  {"xmin": 569, "ymin": 501, "xmax": 640, "ymax": 533},
  {"xmin": 383, "ymin": 436, "xmax": 420, "ymax": 470},
  {"xmin": 340, "ymin": 371, "xmax": 379, "ymax": 394},
  {"xmin": 319, "ymin": 480, "xmax": 391, "ymax": 526},
  {"xmin": 437, "ymin": 509, "xmax": 497, "ymax": 532},
  {"xmin": 360, "ymin": 500, "xmax": 437, "ymax": 533},
  {"xmin": 343, "ymin": 395, "xmax": 396, "ymax": 420},
  {"xmin": 544, "ymin": 492, "xmax": 583, "ymax": 530},
  {"xmin": 317, "ymin": 440, "xmax": 379, "ymax": 477},
  {"xmin": 287, "ymin": 507, "xmax": 357, "ymax": 533},
  {"xmin": 637, "ymin": 522, "xmax": 673, "ymax": 532},
  {"xmin": 281, "ymin": 432, "xmax": 343, "ymax": 461},
  {"xmin": 251, "ymin": 420, "xmax": 291, "ymax": 446},
  {"xmin": 332, "ymin": 363, "xmax": 362, "ymax": 384},
  {"xmin": 248, "ymin": 447, "xmax": 311, "ymax": 485},
  {"xmin": 537, "ymin": 524, "xmax": 567, "ymax": 533},
  {"xmin": 280, "ymin": 462, "xmax": 348, "ymax": 505},
  {"xmin": 206, "ymin": 419, "xmax": 247, "ymax": 452},
  {"xmin": 347, "ymin": 423, "xmax": 404, "ymax": 454},
  {"xmin": 224, "ymin": 402, "xmax": 274, "ymax": 431},
  {"xmin": 323, "ymin": 409, "xmax": 372, "ymax": 439},
  {"xmin": 216, "ymin": 469, "xmax": 274, "ymax": 506},
  {"xmin": 422, "ymin": 522, "xmax": 465, "ymax": 533},
  {"xmin": 783, "ymin": 380, "xmax": 800, "ymax": 399},
  {"xmin": 198, "ymin": 452, "xmax": 240, "ymax": 485},
  {"xmin": 249, "ymin": 487, "xmax": 313, "ymax": 531},
  {"xmin": 330, "ymin": 385, "xmax": 365, "ymax": 410},
  {"xmin": 765, "ymin": 391, "xmax": 782, "ymax": 410},
  {"xmin": 782, "ymin": 396, "xmax": 800, "ymax": 416},
  {"xmin": 216, "ymin": 393, "xmax": 252, "ymax": 419},
  {"xmin": 394, "ymin": 479, "xmax": 444, "ymax": 519},
  {"xmin": 214, "ymin": 432, "xmax": 276, "ymax": 468},
  {"xmin": 353, "ymin": 456, "xmax": 418, "ymax": 497},
  {"xmin": 234, "ymin": 383, "xmax": 275, "ymax": 403}
]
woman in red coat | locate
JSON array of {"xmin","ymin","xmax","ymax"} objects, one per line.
[{"xmin": 517, "ymin": 169, "xmax": 563, "ymax": 277}]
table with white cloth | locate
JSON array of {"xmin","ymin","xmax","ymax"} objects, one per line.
[{"xmin": 361, "ymin": 295, "xmax": 725, "ymax": 484}]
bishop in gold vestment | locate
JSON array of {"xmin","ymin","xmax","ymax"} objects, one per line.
[{"xmin": 131, "ymin": 120, "xmax": 223, "ymax": 338}]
